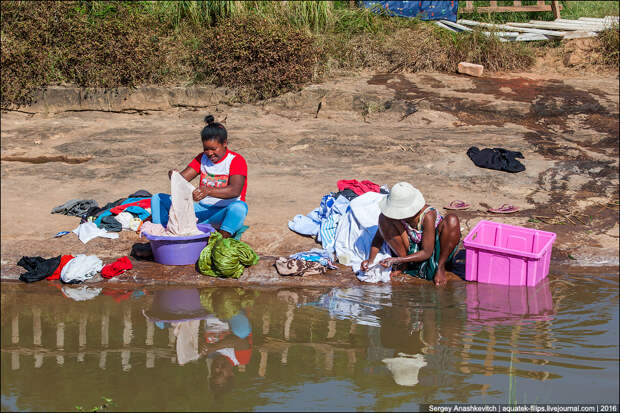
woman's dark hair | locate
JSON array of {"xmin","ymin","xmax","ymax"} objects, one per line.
[{"xmin": 201, "ymin": 115, "xmax": 227, "ymax": 144}]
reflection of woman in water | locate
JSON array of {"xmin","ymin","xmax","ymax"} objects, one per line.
[{"xmin": 199, "ymin": 288, "xmax": 257, "ymax": 393}]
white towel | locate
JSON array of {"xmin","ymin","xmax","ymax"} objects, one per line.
[{"xmin": 73, "ymin": 222, "xmax": 119, "ymax": 244}]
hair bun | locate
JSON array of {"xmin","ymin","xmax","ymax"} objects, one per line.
[{"xmin": 204, "ymin": 115, "xmax": 215, "ymax": 125}]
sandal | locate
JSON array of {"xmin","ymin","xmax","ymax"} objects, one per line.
[
  {"xmin": 444, "ymin": 200, "xmax": 470, "ymax": 210},
  {"xmin": 488, "ymin": 204, "xmax": 520, "ymax": 214}
]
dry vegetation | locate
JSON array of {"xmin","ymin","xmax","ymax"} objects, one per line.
[{"xmin": 1, "ymin": 1, "xmax": 617, "ymax": 109}]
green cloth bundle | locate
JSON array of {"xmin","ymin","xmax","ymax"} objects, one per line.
[{"xmin": 198, "ymin": 231, "xmax": 259, "ymax": 278}]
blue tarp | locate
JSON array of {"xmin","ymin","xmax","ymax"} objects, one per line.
[{"xmin": 362, "ymin": 1, "xmax": 458, "ymax": 22}]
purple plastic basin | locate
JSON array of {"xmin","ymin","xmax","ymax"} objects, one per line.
[{"xmin": 144, "ymin": 223, "xmax": 215, "ymax": 266}]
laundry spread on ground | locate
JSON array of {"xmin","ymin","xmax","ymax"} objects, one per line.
[
  {"xmin": 61, "ymin": 254, "xmax": 103, "ymax": 284},
  {"xmin": 101, "ymin": 256, "xmax": 133, "ymax": 278},
  {"xmin": 51, "ymin": 199, "xmax": 98, "ymax": 217},
  {"xmin": 17, "ymin": 255, "xmax": 62, "ymax": 283},
  {"xmin": 73, "ymin": 221, "xmax": 120, "ymax": 244},
  {"xmin": 287, "ymin": 181, "xmax": 393, "ymax": 283},
  {"xmin": 467, "ymin": 146, "xmax": 526, "ymax": 173},
  {"xmin": 274, "ymin": 257, "xmax": 326, "ymax": 276}
]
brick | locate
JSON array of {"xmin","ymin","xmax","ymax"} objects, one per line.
[{"xmin": 457, "ymin": 62, "xmax": 484, "ymax": 77}]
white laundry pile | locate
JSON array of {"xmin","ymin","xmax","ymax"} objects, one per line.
[
  {"xmin": 60, "ymin": 254, "xmax": 103, "ymax": 283},
  {"xmin": 141, "ymin": 171, "xmax": 202, "ymax": 237},
  {"xmin": 73, "ymin": 221, "xmax": 119, "ymax": 244},
  {"xmin": 333, "ymin": 191, "xmax": 393, "ymax": 283}
]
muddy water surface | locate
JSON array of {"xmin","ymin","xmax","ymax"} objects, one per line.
[{"xmin": 1, "ymin": 273, "xmax": 618, "ymax": 411}]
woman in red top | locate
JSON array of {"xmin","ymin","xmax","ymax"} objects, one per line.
[{"xmin": 151, "ymin": 115, "xmax": 248, "ymax": 238}]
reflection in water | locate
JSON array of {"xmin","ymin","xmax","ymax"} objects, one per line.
[{"xmin": 1, "ymin": 274, "xmax": 618, "ymax": 411}]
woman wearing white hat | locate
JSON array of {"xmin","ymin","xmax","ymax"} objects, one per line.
[{"xmin": 360, "ymin": 182, "xmax": 461, "ymax": 286}]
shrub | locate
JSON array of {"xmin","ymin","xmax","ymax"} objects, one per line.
[
  {"xmin": 596, "ymin": 25, "xmax": 619, "ymax": 68},
  {"xmin": 190, "ymin": 15, "xmax": 321, "ymax": 101}
]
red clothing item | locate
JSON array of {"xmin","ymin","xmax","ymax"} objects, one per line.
[
  {"xmin": 187, "ymin": 150, "xmax": 248, "ymax": 202},
  {"xmin": 109, "ymin": 199, "xmax": 151, "ymax": 214},
  {"xmin": 101, "ymin": 256, "xmax": 133, "ymax": 278},
  {"xmin": 47, "ymin": 255, "xmax": 75, "ymax": 280},
  {"xmin": 337, "ymin": 179, "xmax": 381, "ymax": 196},
  {"xmin": 101, "ymin": 288, "xmax": 134, "ymax": 303}
]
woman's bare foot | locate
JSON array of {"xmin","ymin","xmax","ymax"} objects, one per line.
[{"xmin": 434, "ymin": 267, "xmax": 448, "ymax": 286}]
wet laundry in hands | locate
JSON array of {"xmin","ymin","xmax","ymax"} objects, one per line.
[
  {"xmin": 167, "ymin": 171, "xmax": 202, "ymax": 236},
  {"xmin": 198, "ymin": 231, "xmax": 259, "ymax": 278}
]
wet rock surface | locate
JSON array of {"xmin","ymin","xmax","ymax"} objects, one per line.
[{"xmin": 1, "ymin": 71, "xmax": 618, "ymax": 286}]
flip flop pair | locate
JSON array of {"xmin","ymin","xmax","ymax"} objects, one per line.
[
  {"xmin": 488, "ymin": 204, "xmax": 520, "ymax": 214},
  {"xmin": 444, "ymin": 200, "xmax": 470, "ymax": 210}
]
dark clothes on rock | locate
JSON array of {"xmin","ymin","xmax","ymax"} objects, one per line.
[
  {"xmin": 128, "ymin": 190, "xmax": 152, "ymax": 198},
  {"xmin": 51, "ymin": 199, "xmax": 98, "ymax": 217},
  {"xmin": 466, "ymin": 147, "xmax": 525, "ymax": 173},
  {"xmin": 18, "ymin": 256, "xmax": 62, "ymax": 283},
  {"xmin": 331, "ymin": 188, "xmax": 359, "ymax": 201},
  {"xmin": 101, "ymin": 215, "xmax": 122, "ymax": 232}
]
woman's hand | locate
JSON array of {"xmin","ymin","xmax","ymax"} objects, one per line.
[
  {"xmin": 380, "ymin": 257, "xmax": 399, "ymax": 268},
  {"xmin": 192, "ymin": 187, "xmax": 209, "ymax": 202},
  {"xmin": 360, "ymin": 259, "xmax": 371, "ymax": 271}
]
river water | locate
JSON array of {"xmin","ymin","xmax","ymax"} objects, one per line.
[{"xmin": 1, "ymin": 272, "xmax": 618, "ymax": 411}]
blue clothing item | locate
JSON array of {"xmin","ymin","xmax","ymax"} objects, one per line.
[
  {"xmin": 94, "ymin": 197, "xmax": 148, "ymax": 227},
  {"xmin": 228, "ymin": 312, "xmax": 252, "ymax": 339},
  {"xmin": 362, "ymin": 1, "xmax": 458, "ymax": 22},
  {"xmin": 290, "ymin": 248, "xmax": 337, "ymax": 269},
  {"xmin": 288, "ymin": 214, "xmax": 321, "ymax": 236},
  {"xmin": 124, "ymin": 206, "xmax": 150, "ymax": 221},
  {"xmin": 288, "ymin": 194, "xmax": 350, "ymax": 253},
  {"xmin": 319, "ymin": 195, "xmax": 350, "ymax": 252},
  {"xmin": 150, "ymin": 193, "xmax": 248, "ymax": 235}
]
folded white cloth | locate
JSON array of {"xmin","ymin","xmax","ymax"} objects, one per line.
[
  {"xmin": 73, "ymin": 222, "xmax": 119, "ymax": 244},
  {"xmin": 61, "ymin": 254, "xmax": 103, "ymax": 283}
]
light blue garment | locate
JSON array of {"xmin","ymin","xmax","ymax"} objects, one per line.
[
  {"xmin": 288, "ymin": 214, "xmax": 320, "ymax": 236},
  {"xmin": 289, "ymin": 248, "xmax": 337, "ymax": 269},
  {"xmin": 288, "ymin": 194, "xmax": 350, "ymax": 253},
  {"xmin": 150, "ymin": 193, "xmax": 248, "ymax": 235},
  {"xmin": 319, "ymin": 195, "xmax": 350, "ymax": 252}
]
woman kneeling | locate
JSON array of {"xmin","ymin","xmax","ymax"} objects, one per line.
[
  {"xmin": 361, "ymin": 182, "xmax": 461, "ymax": 286},
  {"xmin": 151, "ymin": 115, "xmax": 248, "ymax": 238}
]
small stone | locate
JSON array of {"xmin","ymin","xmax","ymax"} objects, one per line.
[
  {"xmin": 458, "ymin": 62, "xmax": 484, "ymax": 77},
  {"xmin": 289, "ymin": 144, "xmax": 308, "ymax": 152}
]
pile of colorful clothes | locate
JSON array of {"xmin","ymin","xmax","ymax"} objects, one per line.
[
  {"xmin": 287, "ymin": 179, "xmax": 393, "ymax": 283},
  {"xmin": 17, "ymin": 255, "xmax": 132, "ymax": 284},
  {"xmin": 51, "ymin": 190, "xmax": 153, "ymax": 244}
]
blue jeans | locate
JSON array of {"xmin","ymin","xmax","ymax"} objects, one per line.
[{"xmin": 150, "ymin": 193, "xmax": 248, "ymax": 235}]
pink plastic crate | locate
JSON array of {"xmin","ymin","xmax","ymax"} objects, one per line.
[{"xmin": 463, "ymin": 220, "xmax": 556, "ymax": 286}]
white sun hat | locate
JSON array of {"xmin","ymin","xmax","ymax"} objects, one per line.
[{"xmin": 378, "ymin": 182, "xmax": 425, "ymax": 219}]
